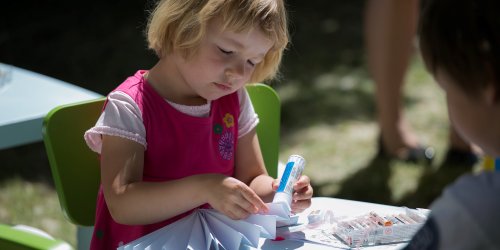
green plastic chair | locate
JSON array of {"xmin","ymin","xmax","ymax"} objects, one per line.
[
  {"xmin": 40, "ymin": 82, "xmax": 280, "ymax": 247},
  {"xmin": 246, "ymin": 83, "xmax": 280, "ymax": 178},
  {"xmin": 43, "ymin": 98, "xmax": 105, "ymax": 227},
  {"xmin": 0, "ymin": 224, "xmax": 72, "ymax": 250},
  {"xmin": 42, "ymin": 97, "xmax": 105, "ymax": 249}
]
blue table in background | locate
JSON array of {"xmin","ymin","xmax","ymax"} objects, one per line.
[{"xmin": 0, "ymin": 62, "xmax": 103, "ymax": 150}]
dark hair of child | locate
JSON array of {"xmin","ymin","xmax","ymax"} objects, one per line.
[{"xmin": 419, "ymin": 0, "xmax": 499, "ymax": 97}]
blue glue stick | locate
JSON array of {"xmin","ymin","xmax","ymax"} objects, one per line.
[{"xmin": 273, "ymin": 155, "xmax": 306, "ymax": 210}]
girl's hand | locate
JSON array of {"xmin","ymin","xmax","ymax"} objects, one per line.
[
  {"xmin": 206, "ymin": 175, "xmax": 269, "ymax": 220},
  {"xmin": 272, "ymin": 175, "xmax": 313, "ymax": 214}
]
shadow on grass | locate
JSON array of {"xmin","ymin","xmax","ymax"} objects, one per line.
[
  {"xmin": 331, "ymin": 155, "xmax": 393, "ymax": 205},
  {"xmin": 280, "ymin": 82, "xmax": 376, "ymax": 133},
  {"xmin": 312, "ymin": 154, "xmax": 475, "ymax": 208},
  {"xmin": 0, "ymin": 143, "xmax": 54, "ymax": 187},
  {"xmin": 336, "ymin": 160, "xmax": 394, "ymax": 204},
  {"xmin": 311, "ymin": 155, "xmax": 393, "ymax": 204}
]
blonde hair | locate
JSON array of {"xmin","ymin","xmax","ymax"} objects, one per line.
[{"xmin": 146, "ymin": 0, "xmax": 289, "ymax": 82}]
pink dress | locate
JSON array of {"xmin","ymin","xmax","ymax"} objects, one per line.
[{"xmin": 90, "ymin": 70, "xmax": 239, "ymax": 249}]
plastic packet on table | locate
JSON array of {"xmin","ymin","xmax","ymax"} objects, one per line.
[
  {"xmin": 306, "ymin": 208, "xmax": 336, "ymax": 226},
  {"xmin": 333, "ymin": 207, "xmax": 428, "ymax": 247},
  {"xmin": 276, "ymin": 209, "xmax": 350, "ymax": 248}
]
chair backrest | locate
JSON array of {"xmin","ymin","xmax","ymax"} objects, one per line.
[
  {"xmin": 42, "ymin": 83, "xmax": 280, "ymax": 227},
  {"xmin": 246, "ymin": 83, "xmax": 280, "ymax": 178},
  {"xmin": 43, "ymin": 98, "xmax": 105, "ymax": 226}
]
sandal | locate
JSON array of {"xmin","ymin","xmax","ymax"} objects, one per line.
[
  {"xmin": 377, "ymin": 136, "xmax": 435, "ymax": 165},
  {"xmin": 442, "ymin": 147, "xmax": 478, "ymax": 167}
]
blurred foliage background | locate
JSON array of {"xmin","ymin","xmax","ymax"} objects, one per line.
[{"xmin": 0, "ymin": 0, "xmax": 479, "ymax": 246}]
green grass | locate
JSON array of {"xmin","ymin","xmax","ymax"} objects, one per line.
[
  {"xmin": 0, "ymin": 178, "xmax": 76, "ymax": 246},
  {"xmin": 0, "ymin": 56, "xmax": 481, "ymax": 247}
]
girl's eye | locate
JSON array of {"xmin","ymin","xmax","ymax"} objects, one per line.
[
  {"xmin": 218, "ymin": 46, "xmax": 256, "ymax": 67},
  {"xmin": 247, "ymin": 60, "xmax": 256, "ymax": 67},
  {"xmin": 218, "ymin": 47, "xmax": 232, "ymax": 55}
]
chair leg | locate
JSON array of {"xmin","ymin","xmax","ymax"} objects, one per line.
[{"xmin": 77, "ymin": 226, "xmax": 93, "ymax": 250}]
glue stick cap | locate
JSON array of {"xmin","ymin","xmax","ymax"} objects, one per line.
[{"xmin": 288, "ymin": 155, "xmax": 306, "ymax": 166}]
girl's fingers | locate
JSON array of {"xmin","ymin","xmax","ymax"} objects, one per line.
[
  {"xmin": 293, "ymin": 184, "xmax": 313, "ymax": 200},
  {"xmin": 227, "ymin": 206, "xmax": 250, "ymax": 220},
  {"xmin": 293, "ymin": 175, "xmax": 311, "ymax": 190},
  {"xmin": 291, "ymin": 199, "xmax": 312, "ymax": 213},
  {"xmin": 292, "ymin": 175, "xmax": 313, "ymax": 201},
  {"xmin": 241, "ymin": 186, "xmax": 268, "ymax": 213},
  {"xmin": 272, "ymin": 179, "xmax": 280, "ymax": 191}
]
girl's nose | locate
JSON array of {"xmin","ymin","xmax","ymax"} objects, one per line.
[{"xmin": 225, "ymin": 61, "xmax": 246, "ymax": 81}]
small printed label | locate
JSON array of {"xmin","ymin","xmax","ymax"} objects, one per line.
[{"xmin": 277, "ymin": 162, "xmax": 294, "ymax": 192}]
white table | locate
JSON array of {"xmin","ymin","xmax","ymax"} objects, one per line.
[
  {"xmin": 0, "ymin": 63, "xmax": 103, "ymax": 150},
  {"xmin": 252, "ymin": 197, "xmax": 415, "ymax": 249}
]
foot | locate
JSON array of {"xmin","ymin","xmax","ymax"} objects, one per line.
[
  {"xmin": 378, "ymin": 120, "xmax": 434, "ymax": 164},
  {"xmin": 442, "ymin": 147, "xmax": 479, "ymax": 167},
  {"xmin": 377, "ymin": 136, "xmax": 435, "ymax": 165}
]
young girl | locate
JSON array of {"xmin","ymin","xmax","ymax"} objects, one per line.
[{"xmin": 84, "ymin": 0, "xmax": 313, "ymax": 248}]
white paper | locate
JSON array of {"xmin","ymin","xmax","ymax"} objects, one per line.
[
  {"xmin": 118, "ymin": 208, "xmax": 282, "ymax": 250},
  {"xmin": 266, "ymin": 202, "xmax": 290, "ymax": 220}
]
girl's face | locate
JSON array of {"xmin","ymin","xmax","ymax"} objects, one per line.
[
  {"xmin": 171, "ymin": 18, "xmax": 273, "ymax": 103},
  {"xmin": 435, "ymin": 69, "xmax": 500, "ymax": 156}
]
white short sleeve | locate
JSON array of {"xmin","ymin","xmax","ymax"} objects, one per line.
[
  {"xmin": 84, "ymin": 91, "xmax": 147, "ymax": 153},
  {"xmin": 238, "ymin": 88, "xmax": 259, "ymax": 137}
]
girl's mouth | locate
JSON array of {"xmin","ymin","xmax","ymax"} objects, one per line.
[{"xmin": 214, "ymin": 82, "xmax": 231, "ymax": 91}]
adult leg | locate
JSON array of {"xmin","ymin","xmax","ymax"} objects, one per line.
[{"xmin": 365, "ymin": 0, "xmax": 421, "ymax": 159}]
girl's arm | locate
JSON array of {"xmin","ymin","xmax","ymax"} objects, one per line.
[
  {"xmin": 234, "ymin": 129, "xmax": 275, "ymax": 202},
  {"xmin": 100, "ymin": 134, "xmax": 269, "ymax": 224},
  {"xmin": 100, "ymin": 135, "xmax": 209, "ymax": 225}
]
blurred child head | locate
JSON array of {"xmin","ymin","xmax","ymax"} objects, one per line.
[
  {"xmin": 146, "ymin": 0, "xmax": 288, "ymax": 83},
  {"xmin": 419, "ymin": 0, "xmax": 500, "ymax": 156}
]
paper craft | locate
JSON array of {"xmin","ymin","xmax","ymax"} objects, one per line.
[
  {"xmin": 266, "ymin": 202, "xmax": 300, "ymax": 227},
  {"xmin": 118, "ymin": 203, "xmax": 293, "ymax": 250}
]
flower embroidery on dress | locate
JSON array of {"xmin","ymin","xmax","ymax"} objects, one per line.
[
  {"xmin": 223, "ymin": 113, "xmax": 234, "ymax": 128},
  {"xmin": 213, "ymin": 124, "xmax": 223, "ymax": 135},
  {"xmin": 218, "ymin": 130, "xmax": 234, "ymax": 160},
  {"xmin": 95, "ymin": 229, "xmax": 104, "ymax": 239}
]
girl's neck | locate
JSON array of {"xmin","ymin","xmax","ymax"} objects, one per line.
[{"xmin": 146, "ymin": 59, "xmax": 207, "ymax": 106}]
